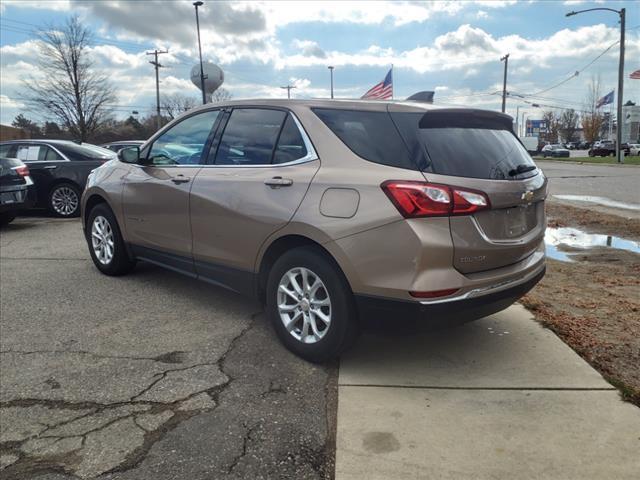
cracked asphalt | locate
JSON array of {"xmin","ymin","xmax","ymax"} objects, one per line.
[{"xmin": 0, "ymin": 217, "xmax": 337, "ymax": 480}]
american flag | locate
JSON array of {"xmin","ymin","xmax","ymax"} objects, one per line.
[
  {"xmin": 630, "ymin": 69, "xmax": 640, "ymax": 80},
  {"xmin": 361, "ymin": 68, "xmax": 393, "ymax": 100}
]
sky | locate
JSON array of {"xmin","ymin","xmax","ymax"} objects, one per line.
[{"xmin": 0, "ymin": 0, "xmax": 638, "ymax": 127}]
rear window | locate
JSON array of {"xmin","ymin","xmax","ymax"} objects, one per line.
[
  {"xmin": 56, "ymin": 143, "xmax": 115, "ymax": 160},
  {"xmin": 312, "ymin": 108, "xmax": 415, "ymax": 170},
  {"xmin": 391, "ymin": 112, "xmax": 537, "ymax": 180}
]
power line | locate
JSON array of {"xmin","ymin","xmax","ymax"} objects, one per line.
[{"xmin": 530, "ymin": 40, "xmax": 620, "ymax": 96}]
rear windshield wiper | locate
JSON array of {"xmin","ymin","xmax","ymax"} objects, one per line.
[{"xmin": 508, "ymin": 164, "xmax": 537, "ymax": 176}]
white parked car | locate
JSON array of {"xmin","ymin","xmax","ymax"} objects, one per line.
[{"xmin": 627, "ymin": 143, "xmax": 640, "ymax": 156}]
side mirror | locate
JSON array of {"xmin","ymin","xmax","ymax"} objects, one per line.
[{"xmin": 118, "ymin": 146, "xmax": 141, "ymax": 164}]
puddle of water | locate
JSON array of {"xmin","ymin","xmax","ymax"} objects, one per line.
[
  {"xmin": 553, "ymin": 195, "xmax": 640, "ymax": 211},
  {"xmin": 545, "ymin": 227, "xmax": 640, "ymax": 262}
]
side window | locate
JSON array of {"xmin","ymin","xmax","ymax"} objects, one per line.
[
  {"xmin": 0, "ymin": 144, "xmax": 19, "ymax": 158},
  {"xmin": 45, "ymin": 147, "xmax": 64, "ymax": 161},
  {"xmin": 148, "ymin": 110, "xmax": 220, "ymax": 166},
  {"xmin": 273, "ymin": 114, "xmax": 308, "ymax": 164},
  {"xmin": 17, "ymin": 145, "xmax": 42, "ymax": 162},
  {"xmin": 215, "ymin": 109, "xmax": 286, "ymax": 166},
  {"xmin": 313, "ymin": 108, "xmax": 415, "ymax": 170}
]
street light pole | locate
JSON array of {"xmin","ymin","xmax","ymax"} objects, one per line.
[
  {"xmin": 193, "ymin": 1, "xmax": 207, "ymax": 105},
  {"xmin": 328, "ymin": 66, "xmax": 334, "ymax": 99},
  {"xmin": 566, "ymin": 7, "xmax": 625, "ymax": 163}
]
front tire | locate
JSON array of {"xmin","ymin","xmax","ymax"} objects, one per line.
[
  {"xmin": 49, "ymin": 183, "xmax": 81, "ymax": 217},
  {"xmin": 86, "ymin": 203, "xmax": 136, "ymax": 276},
  {"xmin": 266, "ymin": 246, "xmax": 358, "ymax": 363}
]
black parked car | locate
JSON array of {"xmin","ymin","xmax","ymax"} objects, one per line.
[
  {"xmin": 0, "ymin": 140, "xmax": 116, "ymax": 217},
  {"xmin": 0, "ymin": 157, "xmax": 34, "ymax": 225},
  {"xmin": 101, "ymin": 140, "xmax": 145, "ymax": 153}
]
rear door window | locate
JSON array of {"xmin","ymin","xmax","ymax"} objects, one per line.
[
  {"xmin": 273, "ymin": 114, "xmax": 308, "ymax": 164},
  {"xmin": 312, "ymin": 108, "xmax": 415, "ymax": 170},
  {"xmin": 215, "ymin": 109, "xmax": 286, "ymax": 166},
  {"xmin": 17, "ymin": 145, "xmax": 42, "ymax": 162}
]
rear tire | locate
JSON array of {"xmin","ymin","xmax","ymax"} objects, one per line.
[
  {"xmin": 86, "ymin": 203, "xmax": 136, "ymax": 276},
  {"xmin": 0, "ymin": 213, "xmax": 16, "ymax": 226},
  {"xmin": 49, "ymin": 183, "xmax": 81, "ymax": 217},
  {"xmin": 266, "ymin": 246, "xmax": 358, "ymax": 363}
]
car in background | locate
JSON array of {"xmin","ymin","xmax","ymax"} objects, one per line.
[
  {"xmin": 540, "ymin": 144, "xmax": 570, "ymax": 158},
  {"xmin": 0, "ymin": 140, "xmax": 116, "ymax": 217},
  {"xmin": 564, "ymin": 142, "xmax": 579, "ymax": 150},
  {"xmin": 1, "ymin": 157, "xmax": 34, "ymax": 225},
  {"xmin": 627, "ymin": 143, "xmax": 640, "ymax": 156},
  {"xmin": 578, "ymin": 141, "xmax": 591, "ymax": 149},
  {"xmin": 101, "ymin": 140, "xmax": 145, "ymax": 153},
  {"xmin": 588, "ymin": 140, "xmax": 616, "ymax": 157}
]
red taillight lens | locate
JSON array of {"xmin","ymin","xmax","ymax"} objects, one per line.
[
  {"xmin": 410, "ymin": 288, "xmax": 460, "ymax": 299},
  {"xmin": 381, "ymin": 181, "xmax": 490, "ymax": 218},
  {"xmin": 14, "ymin": 165, "xmax": 30, "ymax": 177}
]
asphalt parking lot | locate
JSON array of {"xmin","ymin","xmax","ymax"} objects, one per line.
[{"xmin": 0, "ymin": 217, "xmax": 336, "ymax": 480}]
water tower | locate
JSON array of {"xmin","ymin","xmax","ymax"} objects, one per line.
[{"xmin": 190, "ymin": 62, "xmax": 224, "ymax": 102}]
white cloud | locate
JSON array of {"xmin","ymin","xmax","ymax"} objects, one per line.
[
  {"xmin": 0, "ymin": 95, "xmax": 24, "ymax": 109},
  {"xmin": 476, "ymin": 10, "xmax": 489, "ymax": 19}
]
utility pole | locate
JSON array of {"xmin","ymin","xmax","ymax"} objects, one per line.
[
  {"xmin": 147, "ymin": 49, "xmax": 168, "ymax": 130},
  {"xmin": 566, "ymin": 7, "xmax": 625, "ymax": 163},
  {"xmin": 280, "ymin": 85, "xmax": 296, "ymax": 99},
  {"xmin": 193, "ymin": 1, "xmax": 207, "ymax": 105},
  {"xmin": 500, "ymin": 53, "xmax": 509, "ymax": 113},
  {"xmin": 328, "ymin": 66, "xmax": 334, "ymax": 99},
  {"xmin": 616, "ymin": 8, "xmax": 625, "ymax": 163}
]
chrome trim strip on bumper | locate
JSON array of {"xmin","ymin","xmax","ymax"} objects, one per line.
[{"xmin": 419, "ymin": 259, "xmax": 545, "ymax": 305}]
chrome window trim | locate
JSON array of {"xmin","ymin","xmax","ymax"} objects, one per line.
[{"xmin": 137, "ymin": 109, "xmax": 318, "ymax": 169}]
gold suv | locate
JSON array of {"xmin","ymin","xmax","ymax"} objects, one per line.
[{"xmin": 82, "ymin": 100, "xmax": 547, "ymax": 362}]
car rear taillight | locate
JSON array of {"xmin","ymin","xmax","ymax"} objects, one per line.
[
  {"xmin": 381, "ymin": 181, "xmax": 490, "ymax": 218},
  {"xmin": 14, "ymin": 165, "xmax": 30, "ymax": 177}
]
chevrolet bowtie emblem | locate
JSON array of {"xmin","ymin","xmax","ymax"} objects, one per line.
[{"xmin": 521, "ymin": 191, "xmax": 534, "ymax": 202}]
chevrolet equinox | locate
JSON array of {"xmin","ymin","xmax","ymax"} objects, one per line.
[{"xmin": 82, "ymin": 100, "xmax": 546, "ymax": 362}]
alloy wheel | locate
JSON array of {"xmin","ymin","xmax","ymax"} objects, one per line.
[
  {"xmin": 277, "ymin": 267, "xmax": 332, "ymax": 344},
  {"xmin": 51, "ymin": 186, "xmax": 79, "ymax": 216},
  {"xmin": 91, "ymin": 215, "xmax": 114, "ymax": 265}
]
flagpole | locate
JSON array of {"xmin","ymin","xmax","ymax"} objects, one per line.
[{"xmin": 609, "ymin": 94, "xmax": 613, "ymax": 140}]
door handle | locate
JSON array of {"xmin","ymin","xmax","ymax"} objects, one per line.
[
  {"xmin": 264, "ymin": 177, "xmax": 293, "ymax": 188},
  {"xmin": 44, "ymin": 165, "xmax": 57, "ymax": 170},
  {"xmin": 171, "ymin": 175, "xmax": 191, "ymax": 184}
]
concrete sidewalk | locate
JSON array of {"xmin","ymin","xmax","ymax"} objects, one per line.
[{"xmin": 335, "ymin": 305, "xmax": 640, "ymax": 479}]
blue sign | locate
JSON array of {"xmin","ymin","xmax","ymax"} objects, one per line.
[{"xmin": 526, "ymin": 120, "xmax": 547, "ymax": 136}]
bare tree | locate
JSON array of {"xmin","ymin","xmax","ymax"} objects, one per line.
[
  {"xmin": 209, "ymin": 88, "xmax": 232, "ymax": 103},
  {"xmin": 21, "ymin": 16, "xmax": 116, "ymax": 142},
  {"xmin": 541, "ymin": 110, "xmax": 559, "ymax": 143},
  {"xmin": 582, "ymin": 76, "xmax": 604, "ymax": 144},
  {"xmin": 558, "ymin": 109, "xmax": 580, "ymax": 143},
  {"xmin": 161, "ymin": 93, "xmax": 199, "ymax": 120}
]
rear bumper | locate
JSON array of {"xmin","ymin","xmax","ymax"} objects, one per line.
[
  {"xmin": 355, "ymin": 264, "xmax": 545, "ymax": 328},
  {"xmin": 0, "ymin": 185, "xmax": 33, "ymax": 213}
]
